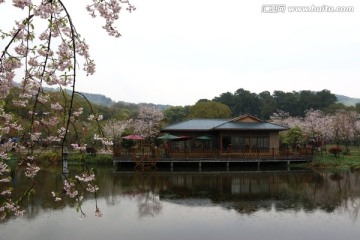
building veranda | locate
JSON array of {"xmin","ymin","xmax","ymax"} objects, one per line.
[{"xmin": 113, "ymin": 115, "xmax": 314, "ymax": 169}]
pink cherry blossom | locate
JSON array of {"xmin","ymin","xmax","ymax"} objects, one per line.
[
  {"xmin": 12, "ymin": 0, "xmax": 32, "ymax": 9},
  {"xmin": 25, "ymin": 163, "xmax": 40, "ymax": 178},
  {"xmin": 1, "ymin": 0, "xmax": 136, "ymax": 219},
  {"xmin": 51, "ymin": 102, "xmax": 63, "ymax": 111}
]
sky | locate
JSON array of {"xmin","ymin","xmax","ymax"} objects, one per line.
[{"xmin": 1, "ymin": 0, "xmax": 360, "ymax": 106}]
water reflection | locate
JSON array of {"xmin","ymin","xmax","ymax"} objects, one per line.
[
  {"xmin": 109, "ymin": 169, "xmax": 360, "ymax": 219},
  {"xmin": 3, "ymin": 166, "xmax": 360, "ymax": 222}
]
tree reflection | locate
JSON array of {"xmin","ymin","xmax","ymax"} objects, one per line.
[
  {"xmin": 112, "ymin": 169, "xmax": 360, "ymax": 219},
  {"xmin": 119, "ymin": 171, "xmax": 162, "ymax": 217},
  {"xmin": 137, "ymin": 191, "xmax": 162, "ymax": 217},
  {"xmin": 3, "ymin": 166, "xmax": 360, "ymax": 223}
]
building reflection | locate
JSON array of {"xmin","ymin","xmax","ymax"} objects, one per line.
[
  {"xmin": 3, "ymin": 166, "xmax": 360, "ymax": 222},
  {"xmin": 112, "ymin": 169, "xmax": 360, "ymax": 216}
]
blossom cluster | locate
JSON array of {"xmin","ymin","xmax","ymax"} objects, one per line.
[
  {"xmin": 0, "ymin": 153, "xmax": 24, "ymax": 219},
  {"xmin": 25, "ymin": 163, "xmax": 40, "ymax": 178},
  {"xmin": 132, "ymin": 106, "xmax": 164, "ymax": 139},
  {"xmin": 0, "ymin": 108, "xmax": 19, "ymax": 219},
  {"xmin": 86, "ymin": 0, "xmax": 136, "ymax": 37},
  {"xmin": 0, "ymin": 200, "xmax": 25, "ymax": 219},
  {"xmin": 94, "ymin": 134, "xmax": 113, "ymax": 148},
  {"xmin": 0, "ymin": 161, "xmax": 10, "ymax": 183},
  {"xmin": 270, "ymin": 109, "xmax": 360, "ymax": 146},
  {"xmin": 88, "ymin": 114, "xmax": 103, "ymax": 121},
  {"xmin": 63, "ymin": 180, "xmax": 79, "ymax": 198},
  {"xmin": 51, "ymin": 191, "xmax": 62, "ymax": 202},
  {"xmin": 56, "ymin": 170, "xmax": 101, "ymax": 217},
  {"xmin": 71, "ymin": 143, "xmax": 87, "ymax": 152},
  {"xmin": 12, "ymin": 0, "xmax": 32, "ymax": 10},
  {"xmin": 75, "ymin": 171, "xmax": 96, "ymax": 183},
  {"xmin": 102, "ymin": 119, "xmax": 131, "ymax": 141},
  {"xmin": 1, "ymin": 0, "xmax": 135, "ymax": 219}
]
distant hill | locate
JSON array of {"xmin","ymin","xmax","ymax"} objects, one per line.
[
  {"xmin": 78, "ymin": 92, "xmax": 360, "ymax": 108},
  {"xmin": 76, "ymin": 92, "xmax": 171, "ymax": 110},
  {"xmin": 42, "ymin": 87, "xmax": 172, "ymax": 109},
  {"xmin": 79, "ymin": 92, "xmax": 115, "ymax": 107},
  {"xmin": 42, "ymin": 87, "xmax": 115, "ymax": 107},
  {"xmin": 76, "ymin": 92, "xmax": 172, "ymax": 110},
  {"xmin": 21, "ymin": 84, "xmax": 360, "ymax": 108},
  {"xmin": 336, "ymin": 94, "xmax": 360, "ymax": 106}
]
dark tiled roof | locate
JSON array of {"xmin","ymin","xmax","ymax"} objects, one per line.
[
  {"xmin": 162, "ymin": 118, "xmax": 288, "ymax": 131},
  {"xmin": 162, "ymin": 119, "xmax": 228, "ymax": 131},
  {"xmin": 215, "ymin": 122, "xmax": 288, "ymax": 131}
]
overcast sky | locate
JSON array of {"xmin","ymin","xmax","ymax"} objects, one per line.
[{"xmin": 1, "ymin": 0, "xmax": 360, "ymax": 106}]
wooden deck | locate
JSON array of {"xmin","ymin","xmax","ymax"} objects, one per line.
[{"xmin": 113, "ymin": 147, "xmax": 314, "ymax": 170}]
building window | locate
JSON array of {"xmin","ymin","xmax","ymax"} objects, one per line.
[
  {"xmin": 253, "ymin": 137, "xmax": 269, "ymax": 149},
  {"xmin": 223, "ymin": 135, "xmax": 269, "ymax": 151}
]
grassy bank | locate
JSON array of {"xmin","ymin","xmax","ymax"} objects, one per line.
[
  {"xmin": 69, "ymin": 153, "xmax": 113, "ymax": 165},
  {"xmin": 6, "ymin": 151, "xmax": 114, "ymax": 166},
  {"xmin": 304, "ymin": 146, "xmax": 360, "ymax": 171}
]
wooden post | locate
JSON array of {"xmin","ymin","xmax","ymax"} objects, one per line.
[{"xmin": 287, "ymin": 161, "xmax": 290, "ymax": 171}]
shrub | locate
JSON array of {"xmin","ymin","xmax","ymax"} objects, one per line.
[
  {"xmin": 37, "ymin": 151, "xmax": 61, "ymax": 164},
  {"xmin": 328, "ymin": 146, "xmax": 342, "ymax": 157}
]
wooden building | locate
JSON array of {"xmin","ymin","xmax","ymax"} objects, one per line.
[
  {"xmin": 161, "ymin": 114, "xmax": 288, "ymax": 156},
  {"xmin": 113, "ymin": 115, "xmax": 313, "ymax": 170}
]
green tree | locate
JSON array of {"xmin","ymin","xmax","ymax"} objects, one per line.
[
  {"xmin": 355, "ymin": 103, "xmax": 360, "ymax": 113},
  {"xmin": 233, "ymin": 88, "xmax": 260, "ymax": 117},
  {"xmin": 273, "ymin": 91, "xmax": 299, "ymax": 116},
  {"xmin": 325, "ymin": 102, "xmax": 348, "ymax": 114},
  {"xmin": 258, "ymin": 91, "xmax": 276, "ymax": 119},
  {"xmin": 298, "ymin": 90, "xmax": 319, "ymax": 115},
  {"xmin": 213, "ymin": 92, "xmax": 236, "ymax": 115},
  {"xmin": 188, "ymin": 101, "xmax": 232, "ymax": 119},
  {"xmin": 316, "ymin": 89, "xmax": 337, "ymax": 109},
  {"xmin": 110, "ymin": 102, "xmax": 138, "ymax": 120},
  {"xmin": 283, "ymin": 126, "xmax": 304, "ymax": 150},
  {"xmin": 196, "ymin": 99, "xmax": 211, "ymax": 103},
  {"xmin": 163, "ymin": 106, "xmax": 189, "ymax": 124}
]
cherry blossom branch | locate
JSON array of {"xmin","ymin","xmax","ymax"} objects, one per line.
[
  {"xmin": 56, "ymin": 0, "xmax": 77, "ymax": 161},
  {"xmin": 1, "ymin": 0, "xmax": 136, "ymax": 219},
  {"xmin": 0, "ymin": 16, "xmax": 34, "ymax": 59}
]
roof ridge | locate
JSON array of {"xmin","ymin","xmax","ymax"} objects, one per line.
[{"xmin": 230, "ymin": 114, "xmax": 264, "ymax": 122}]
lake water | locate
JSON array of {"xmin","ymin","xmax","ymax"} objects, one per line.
[{"xmin": 1, "ymin": 165, "xmax": 360, "ymax": 240}]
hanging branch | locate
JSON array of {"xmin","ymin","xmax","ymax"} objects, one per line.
[
  {"xmin": 0, "ymin": 0, "xmax": 136, "ymax": 219},
  {"xmin": 56, "ymin": 0, "xmax": 77, "ymax": 159},
  {"xmin": 75, "ymin": 91, "xmax": 105, "ymax": 137}
]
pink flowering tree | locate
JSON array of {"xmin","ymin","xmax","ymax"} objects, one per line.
[
  {"xmin": 271, "ymin": 110, "xmax": 329, "ymax": 149},
  {"xmin": 102, "ymin": 118, "xmax": 132, "ymax": 144},
  {"xmin": 1, "ymin": 0, "xmax": 135, "ymax": 219},
  {"xmin": 301, "ymin": 109, "xmax": 328, "ymax": 149},
  {"xmin": 270, "ymin": 110, "xmax": 305, "ymax": 148},
  {"xmin": 328, "ymin": 110, "xmax": 360, "ymax": 152},
  {"xmin": 132, "ymin": 106, "xmax": 164, "ymax": 141},
  {"xmin": 271, "ymin": 109, "xmax": 360, "ymax": 154},
  {"xmin": 270, "ymin": 110, "xmax": 303, "ymax": 129}
]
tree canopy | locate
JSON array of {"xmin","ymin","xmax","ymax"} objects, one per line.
[
  {"xmin": 188, "ymin": 101, "xmax": 232, "ymax": 119},
  {"xmin": 213, "ymin": 88, "xmax": 339, "ymax": 119}
]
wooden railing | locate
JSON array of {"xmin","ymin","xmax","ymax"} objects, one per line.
[{"xmin": 114, "ymin": 147, "xmax": 314, "ymax": 160}]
